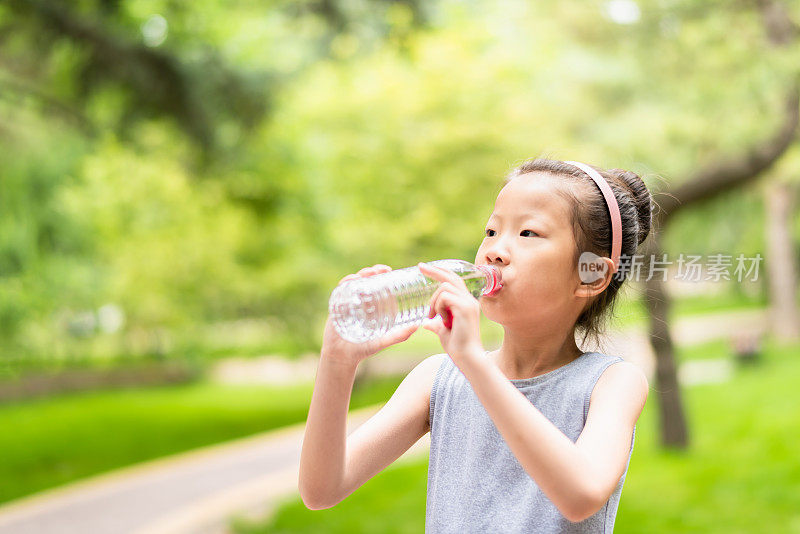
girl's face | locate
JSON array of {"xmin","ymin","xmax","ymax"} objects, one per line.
[{"xmin": 475, "ymin": 173, "xmax": 584, "ymax": 329}]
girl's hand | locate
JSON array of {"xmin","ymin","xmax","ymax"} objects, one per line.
[
  {"xmin": 418, "ymin": 262, "xmax": 485, "ymax": 366},
  {"xmin": 321, "ymin": 264, "xmax": 420, "ymax": 369}
]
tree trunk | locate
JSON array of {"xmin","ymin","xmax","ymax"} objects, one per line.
[
  {"xmin": 764, "ymin": 180, "xmax": 800, "ymax": 341},
  {"xmin": 642, "ymin": 235, "xmax": 689, "ymax": 448}
]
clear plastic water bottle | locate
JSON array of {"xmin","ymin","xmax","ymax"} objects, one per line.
[{"xmin": 328, "ymin": 259, "xmax": 502, "ymax": 344}]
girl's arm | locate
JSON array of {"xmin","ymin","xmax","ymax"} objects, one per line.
[
  {"xmin": 299, "ymin": 262, "xmax": 427, "ymax": 509},
  {"xmin": 457, "ymin": 354, "xmax": 648, "ymax": 522},
  {"xmin": 416, "ymin": 261, "xmax": 648, "ymax": 522},
  {"xmin": 298, "ymin": 352, "xmax": 446, "ymax": 509}
]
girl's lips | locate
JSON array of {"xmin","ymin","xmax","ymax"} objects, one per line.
[{"xmin": 484, "ymin": 281, "xmax": 504, "ymax": 297}]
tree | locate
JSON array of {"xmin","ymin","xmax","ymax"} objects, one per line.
[
  {"xmin": 643, "ymin": 0, "xmax": 799, "ymax": 448},
  {"xmin": 764, "ymin": 179, "xmax": 800, "ymax": 341}
]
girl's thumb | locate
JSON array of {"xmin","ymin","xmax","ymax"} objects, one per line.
[{"xmin": 422, "ymin": 317, "xmax": 443, "ymax": 334}]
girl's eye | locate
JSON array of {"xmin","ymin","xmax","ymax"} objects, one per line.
[{"xmin": 484, "ymin": 229, "xmax": 539, "ymax": 237}]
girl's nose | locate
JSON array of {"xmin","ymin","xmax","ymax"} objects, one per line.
[{"xmin": 484, "ymin": 246, "xmax": 509, "ymax": 266}]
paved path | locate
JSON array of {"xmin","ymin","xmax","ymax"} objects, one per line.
[
  {"xmin": 0, "ymin": 308, "xmax": 768, "ymax": 534},
  {"xmin": 0, "ymin": 406, "xmax": 427, "ymax": 534}
]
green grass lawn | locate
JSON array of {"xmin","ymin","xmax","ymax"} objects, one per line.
[
  {"xmin": 0, "ymin": 375, "xmax": 404, "ymax": 504},
  {"xmin": 236, "ymin": 336, "xmax": 800, "ymax": 533}
]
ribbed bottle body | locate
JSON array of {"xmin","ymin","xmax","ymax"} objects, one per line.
[{"xmin": 328, "ymin": 259, "xmax": 499, "ymax": 344}]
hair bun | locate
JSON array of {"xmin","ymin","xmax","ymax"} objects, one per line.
[{"xmin": 610, "ymin": 169, "xmax": 652, "ymax": 246}]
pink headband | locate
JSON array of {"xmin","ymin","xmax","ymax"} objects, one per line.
[{"xmin": 564, "ymin": 161, "xmax": 622, "ymax": 273}]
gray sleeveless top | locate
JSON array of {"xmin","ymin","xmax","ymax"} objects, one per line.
[{"xmin": 426, "ymin": 351, "xmax": 635, "ymax": 533}]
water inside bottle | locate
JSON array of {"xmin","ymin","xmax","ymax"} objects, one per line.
[{"xmin": 329, "ymin": 261, "xmax": 500, "ymax": 343}]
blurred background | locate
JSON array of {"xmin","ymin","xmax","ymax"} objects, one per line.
[{"xmin": 0, "ymin": 0, "xmax": 799, "ymax": 532}]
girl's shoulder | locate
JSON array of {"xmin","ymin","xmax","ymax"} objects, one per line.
[
  {"xmin": 413, "ymin": 353, "xmax": 449, "ymax": 393},
  {"xmin": 406, "ymin": 352, "xmax": 449, "ymax": 380}
]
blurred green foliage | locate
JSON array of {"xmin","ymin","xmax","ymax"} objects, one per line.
[{"xmin": 1, "ymin": 0, "xmax": 799, "ymax": 368}]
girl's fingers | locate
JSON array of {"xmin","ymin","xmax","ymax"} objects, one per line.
[
  {"xmin": 419, "ymin": 262, "xmax": 467, "ymax": 291},
  {"xmin": 428, "ymin": 288, "xmax": 456, "ymax": 329},
  {"xmin": 427, "ymin": 282, "xmax": 456, "ymax": 319},
  {"xmin": 435, "ymin": 292, "xmax": 457, "ymax": 329},
  {"xmin": 364, "ymin": 264, "xmax": 391, "ymax": 273},
  {"xmin": 380, "ymin": 323, "xmax": 419, "ymax": 347},
  {"xmin": 419, "ymin": 263, "xmax": 447, "ymax": 286},
  {"xmin": 435, "ymin": 291, "xmax": 476, "ymax": 329},
  {"xmin": 427, "ymin": 284, "xmax": 444, "ymax": 319},
  {"xmin": 422, "ymin": 316, "xmax": 444, "ymax": 335},
  {"xmin": 442, "ymin": 307, "xmax": 453, "ymax": 329},
  {"xmin": 339, "ymin": 264, "xmax": 391, "ymax": 285},
  {"xmin": 350, "ymin": 264, "xmax": 391, "ymax": 278}
]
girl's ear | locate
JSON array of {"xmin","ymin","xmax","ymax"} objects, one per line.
[{"xmin": 574, "ymin": 256, "xmax": 615, "ymax": 298}]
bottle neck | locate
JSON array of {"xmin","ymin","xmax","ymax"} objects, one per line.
[{"xmin": 476, "ymin": 265, "xmax": 502, "ymax": 296}]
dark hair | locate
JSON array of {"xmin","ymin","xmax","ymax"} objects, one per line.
[{"xmin": 503, "ymin": 158, "xmax": 655, "ymax": 349}]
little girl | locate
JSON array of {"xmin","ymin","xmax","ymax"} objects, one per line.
[{"xmin": 299, "ymin": 158, "xmax": 652, "ymax": 533}]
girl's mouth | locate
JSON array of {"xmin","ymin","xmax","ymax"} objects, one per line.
[{"xmin": 484, "ymin": 282, "xmax": 503, "ymax": 297}]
